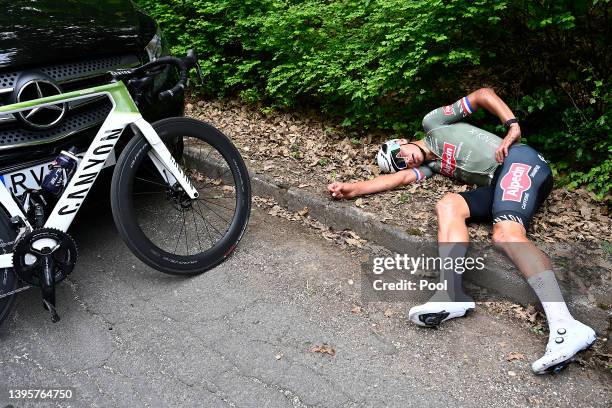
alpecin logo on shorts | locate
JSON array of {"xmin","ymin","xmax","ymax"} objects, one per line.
[
  {"xmin": 443, "ymin": 105, "xmax": 455, "ymax": 116},
  {"xmin": 440, "ymin": 142, "xmax": 457, "ymax": 176},
  {"xmin": 501, "ymin": 163, "xmax": 532, "ymax": 202}
]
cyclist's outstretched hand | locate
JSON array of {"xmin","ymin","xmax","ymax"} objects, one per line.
[
  {"xmin": 495, "ymin": 124, "xmax": 521, "ymax": 163},
  {"xmin": 327, "ymin": 182, "xmax": 355, "ymax": 200}
]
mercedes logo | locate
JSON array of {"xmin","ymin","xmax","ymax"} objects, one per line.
[{"xmin": 16, "ymin": 80, "xmax": 67, "ymax": 129}]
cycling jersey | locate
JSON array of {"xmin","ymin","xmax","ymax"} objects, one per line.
[
  {"xmin": 416, "ymin": 96, "xmax": 553, "ymax": 230},
  {"xmin": 416, "ymin": 96, "xmax": 503, "ymax": 186}
]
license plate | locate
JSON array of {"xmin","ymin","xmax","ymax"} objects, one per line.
[
  {"xmin": 1, "ymin": 162, "xmax": 51, "ymax": 196},
  {"xmin": 1, "ymin": 150, "xmax": 116, "ymax": 196}
]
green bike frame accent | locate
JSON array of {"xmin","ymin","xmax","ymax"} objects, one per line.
[
  {"xmin": 0, "ymin": 81, "xmax": 198, "ymax": 268},
  {"xmin": 0, "ymin": 82, "xmax": 139, "ymax": 114}
]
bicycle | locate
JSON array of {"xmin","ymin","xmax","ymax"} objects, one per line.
[{"xmin": 0, "ymin": 50, "xmax": 251, "ymax": 325}]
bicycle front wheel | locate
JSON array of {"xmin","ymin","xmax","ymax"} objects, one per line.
[{"xmin": 111, "ymin": 117, "xmax": 251, "ymax": 275}]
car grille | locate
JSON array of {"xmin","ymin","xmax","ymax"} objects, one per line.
[
  {"xmin": 0, "ymin": 54, "xmax": 140, "ymax": 150},
  {"xmin": 0, "ymin": 100, "xmax": 113, "ymax": 147}
]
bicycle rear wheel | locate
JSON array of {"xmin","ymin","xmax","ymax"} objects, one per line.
[
  {"xmin": 111, "ymin": 117, "xmax": 251, "ymax": 275},
  {"xmin": 0, "ymin": 207, "xmax": 17, "ymax": 326}
]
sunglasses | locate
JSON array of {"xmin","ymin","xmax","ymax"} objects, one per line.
[{"xmin": 381, "ymin": 140, "xmax": 408, "ymax": 170}]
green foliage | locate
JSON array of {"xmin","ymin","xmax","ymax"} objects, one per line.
[{"xmin": 136, "ymin": 0, "xmax": 611, "ymax": 198}]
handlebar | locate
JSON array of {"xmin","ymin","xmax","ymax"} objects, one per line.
[{"xmin": 110, "ymin": 49, "xmax": 203, "ymax": 101}]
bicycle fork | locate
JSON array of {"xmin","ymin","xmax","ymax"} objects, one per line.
[{"xmin": 132, "ymin": 118, "xmax": 199, "ymax": 199}]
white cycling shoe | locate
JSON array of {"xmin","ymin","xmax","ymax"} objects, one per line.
[
  {"xmin": 532, "ymin": 319, "xmax": 596, "ymax": 374},
  {"xmin": 408, "ymin": 300, "xmax": 475, "ymax": 327}
]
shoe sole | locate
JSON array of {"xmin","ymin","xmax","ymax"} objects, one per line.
[
  {"xmin": 534, "ymin": 336, "xmax": 597, "ymax": 375},
  {"xmin": 408, "ymin": 306, "xmax": 474, "ymax": 328}
]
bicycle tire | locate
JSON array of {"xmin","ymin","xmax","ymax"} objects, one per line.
[
  {"xmin": 110, "ymin": 117, "xmax": 251, "ymax": 275},
  {"xmin": 0, "ymin": 207, "xmax": 17, "ymax": 326}
]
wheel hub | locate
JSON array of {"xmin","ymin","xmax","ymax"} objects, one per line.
[{"xmin": 166, "ymin": 185, "xmax": 193, "ymax": 211}]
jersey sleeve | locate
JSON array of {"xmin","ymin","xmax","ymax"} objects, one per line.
[
  {"xmin": 413, "ymin": 164, "xmax": 433, "ymax": 181},
  {"xmin": 422, "ymin": 96, "xmax": 475, "ymax": 132}
]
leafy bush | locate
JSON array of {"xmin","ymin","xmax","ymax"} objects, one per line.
[{"xmin": 136, "ymin": 0, "xmax": 611, "ymax": 199}]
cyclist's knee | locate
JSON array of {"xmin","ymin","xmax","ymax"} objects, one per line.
[
  {"xmin": 435, "ymin": 193, "xmax": 469, "ymax": 220},
  {"xmin": 492, "ymin": 221, "xmax": 527, "ymax": 245}
]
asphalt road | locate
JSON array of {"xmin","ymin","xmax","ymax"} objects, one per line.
[{"xmin": 0, "ymin": 195, "xmax": 610, "ymax": 408}]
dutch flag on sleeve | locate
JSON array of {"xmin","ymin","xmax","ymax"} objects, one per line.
[{"xmin": 460, "ymin": 96, "xmax": 473, "ymax": 115}]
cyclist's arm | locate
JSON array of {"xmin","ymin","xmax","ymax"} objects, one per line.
[
  {"xmin": 422, "ymin": 95, "xmax": 476, "ymax": 132},
  {"xmin": 466, "ymin": 88, "xmax": 517, "ymax": 126},
  {"xmin": 422, "ymin": 87, "xmax": 520, "ymax": 131},
  {"xmin": 467, "ymin": 88, "xmax": 522, "ymax": 162},
  {"xmin": 328, "ymin": 168, "xmax": 428, "ymax": 199}
]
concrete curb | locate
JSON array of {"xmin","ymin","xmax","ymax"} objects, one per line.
[{"xmin": 249, "ymin": 170, "xmax": 610, "ymax": 336}]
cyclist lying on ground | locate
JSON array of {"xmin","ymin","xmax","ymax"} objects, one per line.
[{"xmin": 327, "ymin": 88, "xmax": 596, "ymax": 374}]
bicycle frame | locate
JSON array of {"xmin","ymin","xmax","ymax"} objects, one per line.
[{"xmin": 0, "ymin": 81, "xmax": 198, "ymax": 268}]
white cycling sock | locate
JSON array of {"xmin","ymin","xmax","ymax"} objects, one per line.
[{"xmin": 527, "ymin": 270, "xmax": 573, "ymax": 326}]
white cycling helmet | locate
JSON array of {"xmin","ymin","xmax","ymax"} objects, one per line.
[{"xmin": 377, "ymin": 139, "xmax": 406, "ymax": 173}]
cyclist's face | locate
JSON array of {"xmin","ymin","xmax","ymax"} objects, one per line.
[{"xmin": 396, "ymin": 139, "xmax": 424, "ymax": 168}]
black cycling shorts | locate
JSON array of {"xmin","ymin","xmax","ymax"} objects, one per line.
[{"xmin": 458, "ymin": 144, "xmax": 553, "ymax": 230}]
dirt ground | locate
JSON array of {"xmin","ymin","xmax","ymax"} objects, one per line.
[
  {"xmin": 184, "ymin": 97, "xmax": 612, "ymax": 372},
  {"xmin": 185, "ymin": 97, "xmax": 611, "ymax": 244}
]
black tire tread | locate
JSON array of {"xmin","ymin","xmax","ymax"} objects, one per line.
[{"xmin": 110, "ymin": 117, "xmax": 250, "ymax": 275}]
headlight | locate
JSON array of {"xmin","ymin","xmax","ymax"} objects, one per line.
[{"xmin": 145, "ymin": 27, "xmax": 163, "ymax": 61}]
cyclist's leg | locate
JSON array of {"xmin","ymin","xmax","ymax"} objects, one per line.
[
  {"xmin": 436, "ymin": 193, "xmax": 470, "ymax": 242},
  {"xmin": 438, "ymin": 187, "xmax": 495, "ymax": 301},
  {"xmin": 491, "ymin": 144, "xmax": 554, "ymax": 278},
  {"xmin": 408, "ymin": 190, "xmax": 492, "ymax": 327},
  {"xmin": 435, "ymin": 192, "xmax": 480, "ymax": 302},
  {"xmin": 491, "ymin": 145, "xmax": 595, "ymax": 373}
]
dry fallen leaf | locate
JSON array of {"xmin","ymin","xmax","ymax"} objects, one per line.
[
  {"xmin": 506, "ymin": 352, "xmax": 525, "ymax": 361},
  {"xmin": 580, "ymin": 205, "xmax": 592, "ymax": 219},
  {"xmin": 268, "ymin": 205, "xmax": 281, "ymax": 216},
  {"xmin": 322, "ymin": 231, "xmax": 338, "ymax": 241},
  {"xmin": 346, "ymin": 230, "xmax": 360, "ymax": 239},
  {"xmin": 525, "ymin": 305, "xmax": 538, "ymax": 323},
  {"xmin": 186, "ymin": 99, "xmax": 611, "ymax": 246},
  {"xmin": 190, "ymin": 170, "xmax": 205, "ymax": 182},
  {"xmin": 311, "ymin": 344, "xmax": 336, "ymax": 357},
  {"xmin": 345, "ymin": 237, "xmax": 362, "ymax": 248},
  {"xmin": 351, "ymin": 304, "xmax": 362, "ymax": 314}
]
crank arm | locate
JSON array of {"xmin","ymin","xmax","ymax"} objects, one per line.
[{"xmin": 40, "ymin": 253, "xmax": 60, "ymax": 323}]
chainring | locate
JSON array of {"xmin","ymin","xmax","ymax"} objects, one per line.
[{"xmin": 12, "ymin": 228, "xmax": 78, "ymax": 286}]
